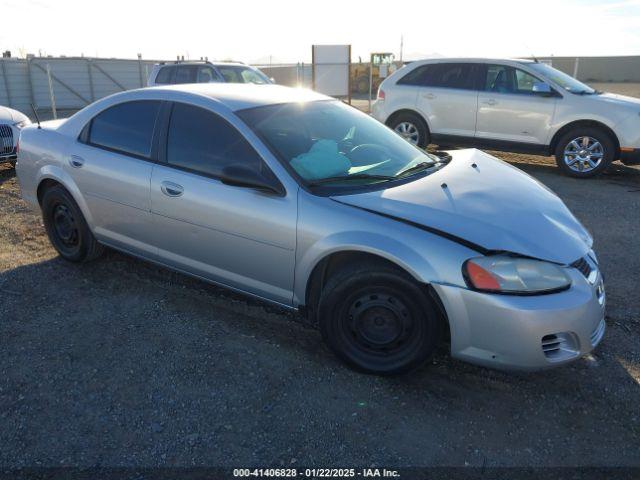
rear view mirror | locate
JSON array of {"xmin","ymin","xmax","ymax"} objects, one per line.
[{"xmin": 220, "ymin": 164, "xmax": 284, "ymax": 196}]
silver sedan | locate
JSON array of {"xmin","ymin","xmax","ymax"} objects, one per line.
[{"xmin": 16, "ymin": 84, "xmax": 605, "ymax": 375}]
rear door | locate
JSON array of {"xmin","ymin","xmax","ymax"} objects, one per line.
[
  {"xmin": 70, "ymin": 100, "xmax": 161, "ymax": 257},
  {"xmin": 149, "ymin": 102, "xmax": 297, "ymax": 305},
  {"xmin": 415, "ymin": 63, "xmax": 480, "ymax": 137},
  {"xmin": 476, "ymin": 64, "xmax": 558, "ymax": 145}
]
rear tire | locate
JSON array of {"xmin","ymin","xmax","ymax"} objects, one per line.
[
  {"xmin": 388, "ymin": 112, "xmax": 430, "ymax": 148},
  {"xmin": 554, "ymin": 127, "xmax": 615, "ymax": 178},
  {"xmin": 318, "ymin": 264, "xmax": 441, "ymax": 375},
  {"xmin": 41, "ymin": 185, "xmax": 104, "ymax": 263}
]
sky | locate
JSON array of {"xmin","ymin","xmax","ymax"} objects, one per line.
[{"xmin": 1, "ymin": 0, "xmax": 639, "ymax": 63}]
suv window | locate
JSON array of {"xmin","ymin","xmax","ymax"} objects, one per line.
[
  {"xmin": 484, "ymin": 65, "xmax": 542, "ymax": 94},
  {"xmin": 174, "ymin": 66, "xmax": 196, "ymax": 84},
  {"xmin": 397, "ymin": 63, "xmax": 476, "ymax": 90},
  {"xmin": 196, "ymin": 66, "xmax": 220, "ymax": 83},
  {"xmin": 155, "ymin": 66, "xmax": 174, "ymax": 84},
  {"xmin": 427, "ymin": 63, "xmax": 476, "ymax": 89},
  {"xmin": 166, "ymin": 102, "xmax": 263, "ymax": 177},
  {"xmin": 397, "ymin": 65, "xmax": 435, "ymax": 86},
  {"xmin": 88, "ymin": 101, "xmax": 161, "ymax": 158}
]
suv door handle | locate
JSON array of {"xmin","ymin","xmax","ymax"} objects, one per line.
[
  {"xmin": 160, "ymin": 181, "xmax": 184, "ymax": 197},
  {"xmin": 69, "ymin": 155, "xmax": 85, "ymax": 168},
  {"xmin": 482, "ymin": 99, "xmax": 497, "ymax": 106},
  {"xmin": 423, "ymin": 93, "xmax": 435, "ymax": 99}
]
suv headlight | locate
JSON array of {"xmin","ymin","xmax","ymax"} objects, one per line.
[{"xmin": 463, "ymin": 255, "xmax": 571, "ymax": 294}]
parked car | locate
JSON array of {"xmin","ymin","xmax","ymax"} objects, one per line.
[
  {"xmin": 0, "ymin": 106, "xmax": 30, "ymax": 167},
  {"xmin": 16, "ymin": 84, "xmax": 605, "ymax": 375},
  {"xmin": 372, "ymin": 58, "xmax": 640, "ymax": 178},
  {"xmin": 147, "ymin": 61, "xmax": 273, "ymax": 87}
]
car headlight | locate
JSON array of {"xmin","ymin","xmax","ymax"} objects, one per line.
[
  {"xmin": 463, "ymin": 255, "xmax": 572, "ymax": 294},
  {"xmin": 13, "ymin": 120, "xmax": 30, "ymax": 129}
]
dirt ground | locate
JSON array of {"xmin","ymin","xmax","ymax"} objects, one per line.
[{"xmin": 1, "ymin": 83, "xmax": 640, "ymax": 471}]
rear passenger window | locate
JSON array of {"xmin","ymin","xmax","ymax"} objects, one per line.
[
  {"xmin": 397, "ymin": 65, "xmax": 435, "ymax": 86},
  {"xmin": 174, "ymin": 66, "xmax": 196, "ymax": 84},
  {"xmin": 166, "ymin": 103, "xmax": 263, "ymax": 177},
  {"xmin": 88, "ymin": 101, "xmax": 161, "ymax": 158},
  {"xmin": 155, "ymin": 66, "xmax": 174, "ymax": 84},
  {"xmin": 427, "ymin": 63, "xmax": 476, "ymax": 90}
]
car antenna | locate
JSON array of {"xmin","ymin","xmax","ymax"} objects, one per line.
[{"xmin": 30, "ymin": 103, "xmax": 42, "ymax": 129}]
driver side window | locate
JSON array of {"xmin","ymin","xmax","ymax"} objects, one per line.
[{"xmin": 485, "ymin": 65, "xmax": 544, "ymax": 95}]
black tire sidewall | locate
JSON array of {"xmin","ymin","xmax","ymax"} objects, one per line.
[
  {"xmin": 319, "ymin": 268, "xmax": 441, "ymax": 375},
  {"xmin": 42, "ymin": 186, "xmax": 91, "ymax": 262},
  {"xmin": 389, "ymin": 112, "xmax": 430, "ymax": 148},
  {"xmin": 555, "ymin": 127, "xmax": 615, "ymax": 178}
]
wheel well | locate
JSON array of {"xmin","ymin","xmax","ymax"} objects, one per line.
[
  {"xmin": 385, "ymin": 109, "xmax": 429, "ymax": 132},
  {"xmin": 303, "ymin": 251, "xmax": 449, "ymax": 335},
  {"xmin": 36, "ymin": 179, "xmax": 63, "ymax": 205},
  {"xmin": 549, "ymin": 120, "xmax": 620, "ymax": 156}
]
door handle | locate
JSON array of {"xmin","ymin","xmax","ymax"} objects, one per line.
[
  {"xmin": 160, "ymin": 181, "xmax": 184, "ymax": 197},
  {"xmin": 482, "ymin": 99, "xmax": 497, "ymax": 106},
  {"xmin": 423, "ymin": 93, "xmax": 435, "ymax": 99},
  {"xmin": 69, "ymin": 155, "xmax": 85, "ymax": 168}
]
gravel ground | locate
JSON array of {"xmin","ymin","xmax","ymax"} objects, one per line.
[{"xmin": 0, "ymin": 154, "xmax": 639, "ymax": 470}]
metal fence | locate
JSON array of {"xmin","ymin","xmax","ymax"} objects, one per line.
[{"xmin": 0, "ymin": 56, "xmax": 158, "ymax": 120}]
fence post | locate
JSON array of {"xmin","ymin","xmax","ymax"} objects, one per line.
[
  {"xmin": 0, "ymin": 60, "xmax": 12, "ymax": 108},
  {"xmin": 46, "ymin": 63, "xmax": 57, "ymax": 119},
  {"xmin": 87, "ymin": 58, "xmax": 95, "ymax": 102},
  {"xmin": 137, "ymin": 53, "xmax": 145, "ymax": 87},
  {"xmin": 573, "ymin": 57, "xmax": 580, "ymax": 79},
  {"xmin": 26, "ymin": 57, "xmax": 36, "ymax": 109}
]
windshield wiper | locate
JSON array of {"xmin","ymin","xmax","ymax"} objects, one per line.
[
  {"xmin": 396, "ymin": 161, "xmax": 436, "ymax": 178},
  {"xmin": 307, "ymin": 173, "xmax": 395, "ymax": 186}
]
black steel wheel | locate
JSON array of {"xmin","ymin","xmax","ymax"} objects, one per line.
[
  {"xmin": 318, "ymin": 264, "xmax": 442, "ymax": 375},
  {"xmin": 41, "ymin": 184, "xmax": 104, "ymax": 262}
]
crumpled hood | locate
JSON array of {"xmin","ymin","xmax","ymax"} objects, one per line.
[
  {"xmin": 332, "ymin": 149, "xmax": 592, "ymax": 264},
  {"xmin": 0, "ymin": 106, "xmax": 16, "ymax": 122},
  {"xmin": 0, "ymin": 106, "xmax": 29, "ymax": 123}
]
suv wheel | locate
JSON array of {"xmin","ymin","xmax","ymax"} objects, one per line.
[
  {"xmin": 41, "ymin": 185, "xmax": 104, "ymax": 262},
  {"xmin": 318, "ymin": 264, "xmax": 441, "ymax": 375},
  {"xmin": 388, "ymin": 112, "xmax": 429, "ymax": 148},
  {"xmin": 554, "ymin": 127, "xmax": 615, "ymax": 178}
]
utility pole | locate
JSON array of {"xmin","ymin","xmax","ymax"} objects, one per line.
[{"xmin": 400, "ymin": 34, "xmax": 404, "ymax": 63}]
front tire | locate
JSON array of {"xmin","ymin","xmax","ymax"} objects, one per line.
[
  {"xmin": 318, "ymin": 264, "xmax": 442, "ymax": 375},
  {"xmin": 554, "ymin": 127, "xmax": 615, "ymax": 178},
  {"xmin": 388, "ymin": 112, "xmax": 429, "ymax": 148},
  {"xmin": 41, "ymin": 185, "xmax": 104, "ymax": 262}
]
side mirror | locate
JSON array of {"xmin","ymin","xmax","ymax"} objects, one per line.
[
  {"xmin": 532, "ymin": 81, "xmax": 554, "ymax": 96},
  {"xmin": 220, "ymin": 164, "xmax": 284, "ymax": 196}
]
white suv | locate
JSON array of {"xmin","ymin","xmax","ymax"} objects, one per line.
[
  {"xmin": 373, "ymin": 58, "xmax": 640, "ymax": 177},
  {"xmin": 148, "ymin": 61, "xmax": 272, "ymax": 87}
]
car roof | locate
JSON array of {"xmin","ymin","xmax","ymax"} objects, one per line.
[
  {"xmin": 155, "ymin": 61, "xmax": 250, "ymax": 68},
  {"xmin": 148, "ymin": 83, "xmax": 331, "ymax": 111},
  {"xmin": 406, "ymin": 57, "xmax": 536, "ymax": 65}
]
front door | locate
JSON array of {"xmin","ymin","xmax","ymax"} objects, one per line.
[
  {"xmin": 150, "ymin": 102, "xmax": 297, "ymax": 305},
  {"xmin": 476, "ymin": 64, "xmax": 558, "ymax": 145}
]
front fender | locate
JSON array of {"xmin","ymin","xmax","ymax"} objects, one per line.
[{"xmin": 294, "ymin": 230, "xmax": 440, "ymax": 307}]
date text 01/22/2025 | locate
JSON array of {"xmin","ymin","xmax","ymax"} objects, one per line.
[{"xmin": 232, "ymin": 468, "xmax": 401, "ymax": 478}]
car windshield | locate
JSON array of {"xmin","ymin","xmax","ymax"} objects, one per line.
[
  {"xmin": 529, "ymin": 63, "xmax": 597, "ymax": 95},
  {"xmin": 237, "ymin": 100, "xmax": 439, "ymax": 187},
  {"xmin": 217, "ymin": 66, "xmax": 271, "ymax": 84}
]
